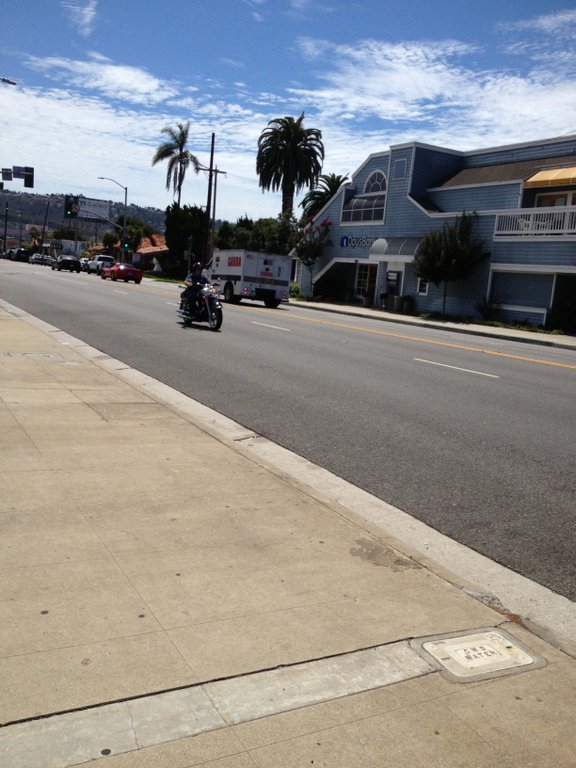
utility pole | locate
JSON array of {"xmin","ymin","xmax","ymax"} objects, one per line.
[
  {"xmin": 201, "ymin": 135, "xmax": 227, "ymax": 265},
  {"xmin": 204, "ymin": 133, "xmax": 215, "ymax": 265},
  {"xmin": 3, "ymin": 202, "xmax": 8, "ymax": 253}
]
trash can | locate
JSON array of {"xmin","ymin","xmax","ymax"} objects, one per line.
[
  {"xmin": 393, "ymin": 295, "xmax": 403, "ymax": 312},
  {"xmin": 401, "ymin": 296, "xmax": 414, "ymax": 314}
]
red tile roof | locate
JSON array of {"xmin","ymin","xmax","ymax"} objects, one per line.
[{"xmin": 137, "ymin": 233, "xmax": 168, "ymax": 255}]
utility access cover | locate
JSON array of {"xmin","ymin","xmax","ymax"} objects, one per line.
[{"xmin": 411, "ymin": 627, "xmax": 546, "ymax": 682}]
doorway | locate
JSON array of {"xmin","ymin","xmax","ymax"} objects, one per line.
[{"xmin": 550, "ymin": 274, "xmax": 576, "ymax": 332}]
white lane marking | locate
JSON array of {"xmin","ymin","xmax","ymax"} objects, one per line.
[
  {"xmin": 251, "ymin": 321, "xmax": 291, "ymax": 332},
  {"xmin": 166, "ymin": 301, "xmax": 178, "ymax": 306},
  {"xmin": 114, "ymin": 290, "xmax": 128, "ymax": 295},
  {"xmin": 414, "ymin": 358, "xmax": 500, "ymax": 378}
]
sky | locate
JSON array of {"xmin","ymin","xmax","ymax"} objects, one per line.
[{"xmin": 1, "ymin": 0, "xmax": 576, "ymax": 223}]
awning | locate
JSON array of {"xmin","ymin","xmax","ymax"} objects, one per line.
[
  {"xmin": 524, "ymin": 166, "xmax": 576, "ymax": 188},
  {"xmin": 369, "ymin": 237, "xmax": 421, "ymax": 262}
]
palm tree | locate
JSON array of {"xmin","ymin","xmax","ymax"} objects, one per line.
[
  {"xmin": 256, "ymin": 112, "xmax": 324, "ymax": 215},
  {"xmin": 300, "ymin": 173, "xmax": 349, "ymax": 219},
  {"xmin": 152, "ymin": 121, "xmax": 200, "ymax": 208}
]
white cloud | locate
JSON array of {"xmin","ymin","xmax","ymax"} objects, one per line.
[
  {"xmin": 498, "ymin": 8, "xmax": 576, "ymax": 35},
  {"xmin": 60, "ymin": 0, "xmax": 98, "ymax": 38},
  {"xmin": 5, "ymin": 5, "xmax": 576, "ymax": 223},
  {"xmin": 25, "ymin": 53, "xmax": 179, "ymax": 105}
]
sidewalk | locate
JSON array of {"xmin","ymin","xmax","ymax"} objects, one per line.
[
  {"xmin": 1, "ymin": 298, "xmax": 575, "ymax": 768},
  {"xmin": 289, "ymin": 298, "xmax": 576, "ymax": 351}
]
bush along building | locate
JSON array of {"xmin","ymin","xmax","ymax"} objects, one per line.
[{"xmin": 297, "ymin": 133, "xmax": 576, "ymax": 331}]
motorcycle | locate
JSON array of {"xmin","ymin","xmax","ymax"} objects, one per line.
[{"xmin": 177, "ymin": 283, "xmax": 223, "ymax": 331}]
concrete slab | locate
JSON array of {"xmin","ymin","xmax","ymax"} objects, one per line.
[
  {"xmin": 206, "ymin": 642, "xmax": 432, "ymax": 725},
  {"xmin": 168, "ymin": 603, "xmax": 370, "ymax": 680},
  {"xmin": 443, "ymin": 660, "xmax": 576, "ymax": 767},
  {"xmin": 247, "ymin": 696, "xmax": 519, "ymax": 768},
  {"xmin": 0, "ymin": 642, "xmax": 433, "ymax": 767},
  {"xmin": 0, "ymin": 559, "xmax": 162, "ymax": 656},
  {"xmin": 98, "ymin": 729, "xmax": 247, "ymax": 768},
  {"xmin": 0, "ymin": 633, "xmax": 199, "ymax": 723},
  {"xmin": 329, "ymin": 582, "xmax": 499, "ymax": 645}
]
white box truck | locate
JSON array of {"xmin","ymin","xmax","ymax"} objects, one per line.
[{"xmin": 206, "ymin": 250, "xmax": 291, "ymax": 308}]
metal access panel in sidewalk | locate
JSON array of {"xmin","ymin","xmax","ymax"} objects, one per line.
[{"xmin": 410, "ymin": 627, "xmax": 546, "ymax": 683}]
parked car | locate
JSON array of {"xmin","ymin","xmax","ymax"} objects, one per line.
[
  {"xmin": 85, "ymin": 255, "xmax": 115, "ymax": 275},
  {"xmin": 101, "ymin": 262, "xmax": 143, "ymax": 284},
  {"xmin": 29, "ymin": 252, "xmax": 45, "ymax": 264},
  {"xmin": 52, "ymin": 254, "xmax": 81, "ymax": 272},
  {"xmin": 12, "ymin": 248, "xmax": 32, "ymax": 262}
]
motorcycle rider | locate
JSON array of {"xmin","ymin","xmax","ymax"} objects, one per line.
[{"xmin": 182, "ymin": 261, "xmax": 210, "ymax": 315}]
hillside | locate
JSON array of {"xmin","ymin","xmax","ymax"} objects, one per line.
[{"xmin": 1, "ymin": 190, "xmax": 166, "ymax": 241}]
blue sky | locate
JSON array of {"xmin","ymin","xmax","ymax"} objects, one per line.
[{"xmin": 1, "ymin": 0, "xmax": 575, "ymax": 222}]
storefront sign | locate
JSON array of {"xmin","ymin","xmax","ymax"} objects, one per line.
[{"xmin": 340, "ymin": 235, "xmax": 377, "ymax": 249}]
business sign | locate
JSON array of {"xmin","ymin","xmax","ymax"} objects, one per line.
[
  {"xmin": 78, "ymin": 198, "xmax": 111, "ymax": 222},
  {"xmin": 340, "ymin": 235, "xmax": 377, "ymax": 249}
]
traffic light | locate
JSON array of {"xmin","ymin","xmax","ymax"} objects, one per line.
[
  {"xmin": 24, "ymin": 167, "xmax": 34, "ymax": 188},
  {"xmin": 64, "ymin": 195, "xmax": 78, "ymax": 218}
]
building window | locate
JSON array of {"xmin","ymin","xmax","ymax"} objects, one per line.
[
  {"xmin": 393, "ymin": 159, "xmax": 407, "ymax": 180},
  {"xmin": 341, "ymin": 195, "xmax": 385, "ymax": 222},
  {"xmin": 356, "ymin": 263, "xmax": 370, "ymax": 296},
  {"xmin": 364, "ymin": 170, "xmax": 386, "ymax": 193},
  {"xmin": 341, "ymin": 171, "xmax": 387, "ymax": 223},
  {"xmin": 536, "ymin": 192, "xmax": 567, "ymax": 207},
  {"xmin": 417, "ymin": 278, "xmax": 429, "ymax": 296}
]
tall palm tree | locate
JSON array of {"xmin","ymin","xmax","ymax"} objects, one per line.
[
  {"xmin": 300, "ymin": 173, "xmax": 349, "ymax": 219},
  {"xmin": 256, "ymin": 112, "xmax": 324, "ymax": 215},
  {"xmin": 152, "ymin": 121, "xmax": 200, "ymax": 208}
]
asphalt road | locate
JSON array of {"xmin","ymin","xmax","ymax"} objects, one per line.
[{"xmin": 1, "ymin": 261, "xmax": 575, "ymax": 600}]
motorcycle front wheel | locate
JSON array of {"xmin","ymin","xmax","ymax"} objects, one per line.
[{"xmin": 209, "ymin": 306, "xmax": 223, "ymax": 331}]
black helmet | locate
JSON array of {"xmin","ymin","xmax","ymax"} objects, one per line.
[{"xmin": 192, "ymin": 261, "xmax": 203, "ymax": 271}]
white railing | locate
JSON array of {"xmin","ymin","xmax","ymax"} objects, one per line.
[{"xmin": 494, "ymin": 207, "xmax": 576, "ymax": 237}]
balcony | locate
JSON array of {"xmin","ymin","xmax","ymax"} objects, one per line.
[{"xmin": 494, "ymin": 207, "xmax": 576, "ymax": 238}]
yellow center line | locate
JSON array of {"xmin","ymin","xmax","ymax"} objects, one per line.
[
  {"xmin": 140, "ymin": 282, "xmax": 576, "ymax": 372},
  {"xmin": 283, "ymin": 312, "xmax": 576, "ymax": 371}
]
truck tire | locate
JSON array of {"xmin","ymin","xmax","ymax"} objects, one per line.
[
  {"xmin": 264, "ymin": 298, "xmax": 281, "ymax": 309},
  {"xmin": 224, "ymin": 283, "xmax": 238, "ymax": 303}
]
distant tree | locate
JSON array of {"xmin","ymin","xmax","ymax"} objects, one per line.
[
  {"xmin": 228, "ymin": 215, "xmax": 254, "ymax": 249},
  {"xmin": 413, "ymin": 211, "xmax": 487, "ymax": 318},
  {"xmin": 163, "ymin": 203, "xmax": 206, "ymax": 276},
  {"xmin": 212, "ymin": 213, "xmax": 297, "ymax": 254},
  {"xmin": 214, "ymin": 220, "xmax": 234, "ymax": 250},
  {"xmin": 152, "ymin": 121, "xmax": 201, "ymax": 208},
  {"xmin": 102, "ymin": 232, "xmax": 117, "ymax": 250},
  {"xmin": 52, "ymin": 226, "xmax": 81, "ymax": 240},
  {"xmin": 300, "ymin": 173, "xmax": 349, "ymax": 219},
  {"xmin": 256, "ymin": 112, "xmax": 324, "ymax": 216}
]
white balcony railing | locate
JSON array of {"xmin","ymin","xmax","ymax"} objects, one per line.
[{"xmin": 494, "ymin": 207, "xmax": 576, "ymax": 238}]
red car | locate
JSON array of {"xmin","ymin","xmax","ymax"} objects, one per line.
[{"xmin": 101, "ymin": 262, "xmax": 143, "ymax": 284}]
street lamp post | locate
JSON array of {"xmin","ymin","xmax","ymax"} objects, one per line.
[{"xmin": 97, "ymin": 176, "xmax": 128, "ymax": 259}]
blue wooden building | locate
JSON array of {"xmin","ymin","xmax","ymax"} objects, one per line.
[{"xmin": 298, "ymin": 134, "xmax": 576, "ymax": 329}]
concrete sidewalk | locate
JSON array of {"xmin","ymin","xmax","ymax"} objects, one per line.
[
  {"xmin": 1, "ymin": 298, "xmax": 575, "ymax": 768},
  {"xmin": 289, "ymin": 298, "xmax": 576, "ymax": 351}
]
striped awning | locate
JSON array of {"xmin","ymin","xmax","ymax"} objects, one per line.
[
  {"xmin": 369, "ymin": 237, "xmax": 421, "ymax": 262},
  {"xmin": 524, "ymin": 166, "xmax": 576, "ymax": 188}
]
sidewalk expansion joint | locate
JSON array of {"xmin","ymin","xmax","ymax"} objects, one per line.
[
  {"xmin": 0, "ymin": 639, "xmax": 435, "ymax": 768},
  {"xmin": 0, "ymin": 628, "xmax": 549, "ymax": 768},
  {"xmin": 0, "ymin": 636, "xmax": 424, "ymax": 729}
]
